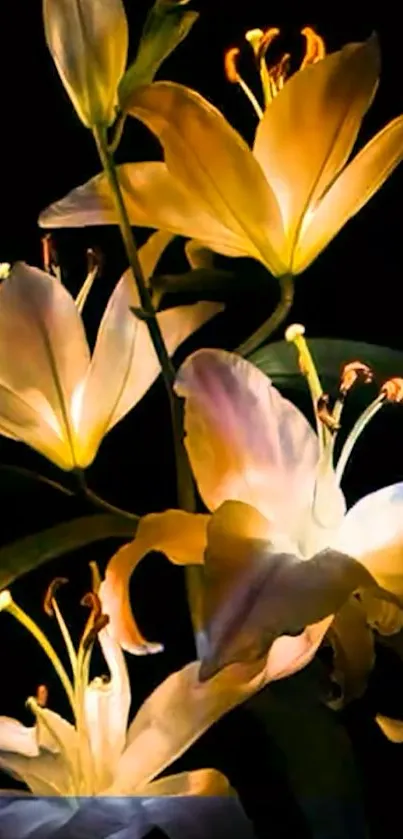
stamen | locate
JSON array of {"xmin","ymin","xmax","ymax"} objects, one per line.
[
  {"xmin": 0, "ymin": 592, "xmax": 75, "ymax": 711},
  {"xmin": 75, "ymin": 248, "xmax": 101, "ymax": 314},
  {"xmin": 381, "ymin": 377, "xmax": 403, "ymax": 403},
  {"xmin": 335, "ymin": 394, "xmax": 385, "ymax": 483},
  {"xmin": 36, "ymin": 684, "xmax": 48, "ymax": 708},
  {"xmin": 80, "ymin": 592, "xmax": 109, "ymax": 653},
  {"xmin": 245, "ymin": 27, "xmax": 280, "ymax": 63},
  {"xmin": 224, "ymin": 46, "xmax": 264, "ymax": 119},
  {"xmin": 44, "ymin": 577, "xmax": 68, "ymax": 616},
  {"xmin": 285, "ymin": 324, "xmax": 329, "ymax": 451},
  {"xmin": 41, "ymin": 234, "xmax": 61, "ymax": 282},
  {"xmin": 340, "ymin": 361, "xmax": 373, "ymax": 397},
  {"xmin": 317, "ymin": 394, "xmax": 341, "ymax": 433},
  {"xmin": 44, "ymin": 577, "xmax": 78, "ymax": 676},
  {"xmin": 300, "ymin": 26, "xmax": 326, "ymax": 69}
]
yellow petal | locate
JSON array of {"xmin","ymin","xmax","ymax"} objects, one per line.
[
  {"xmin": 127, "ymin": 82, "xmax": 285, "ymax": 274},
  {"xmin": 253, "ymin": 35, "xmax": 380, "ymax": 268},
  {"xmin": 175, "ymin": 348, "xmax": 319, "ymax": 532},
  {"xmin": 43, "ymin": 0, "xmax": 128, "ymax": 127},
  {"xmin": 294, "ymin": 114, "xmax": 403, "ymax": 273},
  {"xmin": 0, "ymin": 263, "xmax": 90, "ymax": 469},
  {"xmin": 376, "ymin": 715, "xmax": 403, "ymax": 743},
  {"xmin": 39, "ymin": 162, "xmax": 254, "ymax": 261},
  {"xmin": 140, "ymin": 768, "xmax": 231, "ymax": 796},
  {"xmin": 332, "ymin": 483, "xmax": 403, "ymax": 598},
  {"xmin": 100, "ymin": 510, "xmax": 208, "ymax": 653}
]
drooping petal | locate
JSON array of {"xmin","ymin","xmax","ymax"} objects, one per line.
[
  {"xmin": 0, "ymin": 712, "xmax": 77, "ymax": 796},
  {"xmin": 175, "ymin": 348, "xmax": 319, "ymax": 533},
  {"xmin": 376, "ymin": 715, "xmax": 403, "ymax": 743},
  {"xmin": 126, "ymin": 82, "xmax": 286, "ymax": 274},
  {"xmin": 106, "ymin": 626, "xmax": 327, "ymax": 796},
  {"xmin": 43, "ymin": 0, "xmax": 128, "ymax": 128},
  {"xmin": 325, "ymin": 596, "xmax": 375, "ymax": 707},
  {"xmin": 253, "ymin": 35, "xmax": 380, "ymax": 267},
  {"xmin": 198, "ymin": 500, "xmax": 376, "ymax": 679},
  {"xmin": 331, "ymin": 483, "xmax": 403, "ymax": 598},
  {"xmin": 140, "ymin": 768, "xmax": 231, "ymax": 796},
  {"xmin": 39, "ymin": 162, "xmax": 254, "ymax": 260},
  {"xmin": 84, "ymin": 628, "xmax": 131, "ymax": 791},
  {"xmin": 76, "ymin": 266, "xmax": 222, "ymax": 465},
  {"xmin": 0, "ymin": 263, "xmax": 90, "ymax": 469},
  {"xmin": 294, "ymin": 114, "xmax": 403, "ymax": 274},
  {"xmin": 100, "ymin": 510, "xmax": 208, "ymax": 653}
]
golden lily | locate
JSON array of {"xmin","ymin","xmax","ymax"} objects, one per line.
[
  {"xmin": 0, "ymin": 233, "xmax": 221, "ymax": 470},
  {"xmin": 43, "ymin": 0, "xmax": 128, "ymax": 128},
  {"xmin": 40, "ymin": 31, "xmax": 403, "ymax": 278},
  {"xmin": 100, "ymin": 333, "xmax": 403, "ymax": 693},
  {"xmin": 0, "ymin": 584, "xmax": 230, "ymax": 797}
]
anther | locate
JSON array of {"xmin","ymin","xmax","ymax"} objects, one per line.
[
  {"xmin": 317, "ymin": 394, "xmax": 341, "ymax": 433},
  {"xmin": 380, "ymin": 378, "xmax": 403, "ymax": 403},
  {"xmin": 300, "ymin": 27, "xmax": 326, "ymax": 69},
  {"xmin": 224, "ymin": 47, "xmax": 241, "ymax": 83},
  {"xmin": 339, "ymin": 361, "xmax": 373, "ymax": 397},
  {"xmin": 44, "ymin": 578, "xmax": 68, "ymax": 617}
]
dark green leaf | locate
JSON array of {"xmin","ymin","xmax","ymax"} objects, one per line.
[
  {"xmin": 249, "ymin": 339, "xmax": 403, "ymax": 392},
  {"xmin": 0, "ymin": 515, "xmax": 137, "ymax": 589},
  {"xmin": 119, "ymin": 1, "xmax": 198, "ymax": 108}
]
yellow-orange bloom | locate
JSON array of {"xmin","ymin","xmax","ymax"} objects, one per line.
[{"xmin": 40, "ymin": 34, "xmax": 403, "ymax": 277}]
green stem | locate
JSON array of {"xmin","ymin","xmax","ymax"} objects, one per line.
[
  {"xmin": 74, "ymin": 470, "xmax": 138, "ymax": 522},
  {"xmin": 237, "ymin": 274, "xmax": 294, "ymax": 357},
  {"xmin": 92, "ymin": 125, "xmax": 200, "ymax": 630}
]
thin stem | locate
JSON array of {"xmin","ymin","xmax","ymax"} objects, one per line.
[
  {"xmin": 74, "ymin": 470, "xmax": 139, "ymax": 522},
  {"xmin": 109, "ymin": 112, "xmax": 127, "ymax": 155},
  {"xmin": 92, "ymin": 124, "xmax": 200, "ymax": 629},
  {"xmin": 237, "ymin": 274, "xmax": 294, "ymax": 357}
]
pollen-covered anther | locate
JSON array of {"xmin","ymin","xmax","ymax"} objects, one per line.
[
  {"xmin": 340, "ymin": 361, "xmax": 373, "ymax": 397},
  {"xmin": 380, "ymin": 378, "xmax": 403, "ymax": 403},
  {"xmin": 317, "ymin": 393, "xmax": 341, "ymax": 433},
  {"xmin": 42, "ymin": 234, "xmax": 59, "ymax": 274},
  {"xmin": 300, "ymin": 26, "xmax": 326, "ymax": 69},
  {"xmin": 44, "ymin": 577, "xmax": 69, "ymax": 617},
  {"xmin": 245, "ymin": 26, "xmax": 280, "ymax": 63},
  {"xmin": 81, "ymin": 591, "xmax": 110, "ymax": 651},
  {"xmin": 36, "ymin": 684, "xmax": 48, "ymax": 708},
  {"xmin": 224, "ymin": 47, "xmax": 241, "ymax": 83}
]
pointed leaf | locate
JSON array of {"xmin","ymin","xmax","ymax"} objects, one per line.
[
  {"xmin": 249, "ymin": 338, "xmax": 403, "ymax": 392},
  {"xmin": 119, "ymin": 1, "xmax": 198, "ymax": 109},
  {"xmin": 0, "ymin": 515, "xmax": 137, "ymax": 589}
]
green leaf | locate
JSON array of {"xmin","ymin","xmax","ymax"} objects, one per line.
[
  {"xmin": 119, "ymin": 1, "xmax": 198, "ymax": 109},
  {"xmin": 249, "ymin": 338, "xmax": 403, "ymax": 392},
  {"xmin": 0, "ymin": 515, "xmax": 137, "ymax": 589}
]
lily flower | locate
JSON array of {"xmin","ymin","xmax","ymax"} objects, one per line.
[
  {"xmin": 39, "ymin": 30, "xmax": 403, "ymax": 278},
  {"xmin": 0, "ymin": 581, "xmax": 230, "ymax": 798},
  {"xmin": 0, "ymin": 233, "xmax": 221, "ymax": 470},
  {"xmin": 99, "ymin": 329, "xmax": 403, "ymax": 691}
]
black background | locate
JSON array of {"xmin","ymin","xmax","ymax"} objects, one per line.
[{"xmin": 1, "ymin": 3, "xmax": 403, "ymax": 837}]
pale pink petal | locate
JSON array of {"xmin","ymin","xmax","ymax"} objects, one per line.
[
  {"xmin": 331, "ymin": 482, "xmax": 403, "ymax": 598},
  {"xmin": 100, "ymin": 510, "xmax": 208, "ymax": 653},
  {"xmin": 106, "ymin": 622, "xmax": 327, "ymax": 795},
  {"xmin": 174, "ymin": 348, "xmax": 319, "ymax": 532},
  {"xmin": 0, "ymin": 263, "xmax": 90, "ymax": 468}
]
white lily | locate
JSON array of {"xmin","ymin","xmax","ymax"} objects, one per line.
[
  {"xmin": 0, "ymin": 232, "xmax": 221, "ymax": 470},
  {"xmin": 0, "ymin": 582, "xmax": 230, "ymax": 798},
  {"xmin": 99, "ymin": 328, "xmax": 403, "ymax": 695}
]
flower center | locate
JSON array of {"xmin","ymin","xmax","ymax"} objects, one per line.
[
  {"xmin": 224, "ymin": 26, "xmax": 326, "ymax": 118},
  {"xmin": 0, "ymin": 563, "xmax": 110, "ymax": 795}
]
